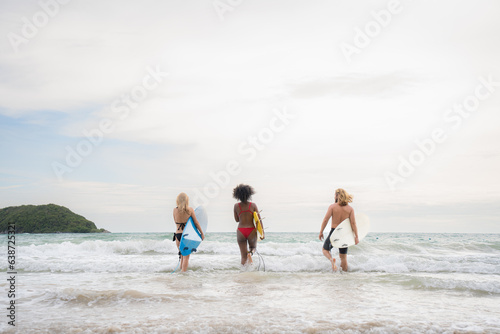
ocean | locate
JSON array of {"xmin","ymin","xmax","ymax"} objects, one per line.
[{"xmin": 1, "ymin": 232, "xmax": 499, "ymax": 333}]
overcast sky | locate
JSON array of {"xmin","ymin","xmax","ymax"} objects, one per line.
[{"xmin": 1, "ymin": 0, "xmax": 499, "ymax": 233}]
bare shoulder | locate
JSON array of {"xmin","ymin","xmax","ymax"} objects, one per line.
[{"xmin": 251, "ymin": 202, "xmax": 258, "ymax": 211}]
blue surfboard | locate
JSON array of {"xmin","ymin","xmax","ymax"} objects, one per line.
[{"xmin": 179, "ymin": 206, "xmax": 208, "ymax": 256}]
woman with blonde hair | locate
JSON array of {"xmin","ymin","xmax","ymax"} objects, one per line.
[
  {"xmin": 319, "ymin": 188, "xmax": 359, "ymax": 272},
  {"xmin": 173, "ymin": 192, "xmax": 204, "ymax": 272}
]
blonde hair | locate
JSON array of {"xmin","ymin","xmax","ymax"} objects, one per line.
[
  {"xmin": 335, "ymin": 188, "xmax": 353, "ymax": 206},
  {"xmin": 176, "ymin": 193, "xmax": 189, "ymax": 214}
]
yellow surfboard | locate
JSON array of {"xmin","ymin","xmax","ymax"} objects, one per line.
[{"xmin": 253, "ymin": 211, "xmax": 264, "ymax": 240}]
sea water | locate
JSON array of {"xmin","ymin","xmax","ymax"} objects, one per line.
[{"xmin": 1, "ymin": 232, "xmax": 499, "ymax": 333}]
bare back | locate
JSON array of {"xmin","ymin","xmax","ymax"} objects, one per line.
[
  {"xmin": 233, "ymin": 202, "xmax": 257, "ymax": 228},
  {"xmin": 328, "ymin": 203, "xmax": 353, "ymax": 228},
  {"xmin": 173, "ymin": 207, "xmax": 194, "ymax": 233}
]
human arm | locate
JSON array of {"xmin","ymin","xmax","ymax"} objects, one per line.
[
  {"xmin": 233, "ymin": 203, "xmax": 239, "ymax": 223},
  {"xmin": 349, "ymin": 209, "xmax": 359, "ymax": 245},
  {"xmin": 173, "ymin": 208, "xmax": 177, "ymax": 231},
  {"xmin": 319, "ymin": 205, "xmax": 332, "ymax": 241},
  {"xmin": 191, "ymin": 208, "xmax": 205, "ymax": 240},
  {"xmin": 253, "ymin": 203, "xmax": 265, "ymax": 240}
]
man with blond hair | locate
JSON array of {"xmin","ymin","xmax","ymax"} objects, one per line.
[{"xmin": 319, "ymin": 188, "xmax": 359, "ymax": 272}]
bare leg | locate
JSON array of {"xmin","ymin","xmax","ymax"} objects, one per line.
[
  {"xmin": 247, "ymin": 229, "xmax": 258, "ymax": 265},
  {"xmin": 322, "ymin": 248, "xmax": 338, "ymax": 272},
  {"xmin": 339, "ymin": 253, "xmax": 348, "ymax": 272},
  {"xmin": 175, "ymin": 239, "xmax": 183, "ymax": 271},
  {"xmin": 237, "ymin": 230, "xmax": 249, "ymax": 265},
  {"xmin": 247, "ymin": 252, "xmax": 253, "ymax": 265},
  {"xmin": 181, "ymin": 254, "xmax": 190, "ymax": 272}
]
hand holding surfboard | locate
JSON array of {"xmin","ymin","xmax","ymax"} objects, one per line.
[
  {"xmin": 253, "ymin": 211, "xmax": 264, "ymax": 240},
  {"xmin": 179, "ymin": 206, "xmax": 208, "ymax": 256}
]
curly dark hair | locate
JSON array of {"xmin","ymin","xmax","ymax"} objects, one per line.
[{"xmin": 232, "ymin": 184, "xmax": 255, "ymax": 202}]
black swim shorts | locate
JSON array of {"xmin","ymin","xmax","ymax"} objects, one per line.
[{"xmin": 323, "ymin": 228, "xmax": 348, "ymax": 254}]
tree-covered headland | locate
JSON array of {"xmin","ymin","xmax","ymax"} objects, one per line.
[{"xmin": 0, "ymin": 204, "xmax": 108, "ymax": 233}]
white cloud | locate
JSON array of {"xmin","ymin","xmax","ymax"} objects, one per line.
[{"xmin": 1, "ymin": 0, "xmax": 500, "ymax": 233}]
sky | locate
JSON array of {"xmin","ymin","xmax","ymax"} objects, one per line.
[{"xmin": 1, "ymin": 0, "xmax": 499, "ymax": 233}]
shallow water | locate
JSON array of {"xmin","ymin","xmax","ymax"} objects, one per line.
[{"xmin": 1, "ymin": 232, "xmax": 499, "ymax": 333}]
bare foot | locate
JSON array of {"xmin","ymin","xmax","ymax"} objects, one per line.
[
  {"xmin": 331, "ymin": 258, "xmax": 338, "ymax": 272},
  {"xmin": 247, "ymin": 252, "xmax": 253, "ymax": 265}
]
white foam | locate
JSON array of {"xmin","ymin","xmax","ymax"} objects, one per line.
[
  {"xmin": 4, "ymin": 236, "xmax": 498, "ymax": 277},
  {"xmin": 3, "ymin": 232, "xmax": 500, "ymax": 334}
]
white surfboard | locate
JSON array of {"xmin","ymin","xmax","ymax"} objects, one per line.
[
  {"xmin": 179, "ymin": 206, "xmax": 208, "ymax": 256},
  {"xmin": 330, "ymin": 213, "xmax": 370, "ymax": 248}
]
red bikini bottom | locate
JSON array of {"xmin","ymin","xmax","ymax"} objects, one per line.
[{"xmin": 238, "ymin": 227, "xmax": 255, "ymax": 239}]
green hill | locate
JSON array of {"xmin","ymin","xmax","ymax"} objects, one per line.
[{"xmin": 0, "ymin": 204, "xmax": 108, "ymax": 233}]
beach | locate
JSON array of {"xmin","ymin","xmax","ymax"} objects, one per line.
[{"xmin": 1, "ymin": 232, "xmax": 499, "ymax": 333}]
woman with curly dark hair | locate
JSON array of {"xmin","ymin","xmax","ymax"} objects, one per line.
[{"xmin": 232, "ymin": 184, "xmax": 264, "ymax": 265}]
